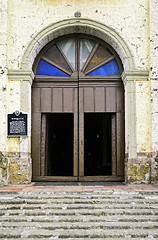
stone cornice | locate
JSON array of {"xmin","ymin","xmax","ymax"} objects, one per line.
[
  {"xmin": 122, "ymin": 70, "xmax": 149, "ymax": 85},
  {"xmin": 7, "ymin": 70, "xmax": 34, "ymax": 84}
]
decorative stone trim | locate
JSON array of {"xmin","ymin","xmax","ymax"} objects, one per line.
[
  {"xmin": 122, "ymin": 69, "xmax": 150, "ymax": 160},
  {"xmin": 122, "ymin": 70, "xmax": 149, "ymax": 85},
  {"xmin": 7, "ymin": 70, "xmax": 34, "ymax": 84}
]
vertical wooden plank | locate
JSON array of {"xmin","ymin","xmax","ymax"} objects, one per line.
[
  {"xmin": 79, "ymin": 112, "xmax": 84, "ymax": 176},
  {"xmin": 105, "ymin": 87, "xmax": 116, "ymax": 112},
  {"xmin": 32, "ymin": 112, "xmax": 41, "ymax": 176},
  {"xmin": 73, "ymin": 88, "xmax": 78, "ymax": 176},
  {"xmin": 117, "ymin": 112, "xmax": 125, "ymax": 175},
  {"xmin": 111, "ymin": 114, "xmax": 117, "ymax": 176},
  {"xmin": 116, "ymin": 86, "xmax": 124, "ymax": 113},
  {"xmin": 40, "ymin": 114, "xmax": 46, "ymax": 176},
  {"xmin": 79, "ymin": 87, "xmax": 84, "ymax": 113},
  {"xmin": 84, "ymin": 87, "xmax": 94, "ymax": 112},
  {"xmin": 79, "ymin": 87, "xmax": 84, "ymax": 176},
  {"xmin": 102, "ymin": 115, "xmax": 107, "ymax": 171},
  {"xmin": 45, "ymin": 115, "xmax": 49, "ymax": 176},
  {"xmin": 52, "ymin": 88, "xmax": 62, "ymax": 112},
  {"xmin": 63, "ymin": 88, "xmax": 73, "ymax": 112},
  {"xmin": 95, "ymin": 87, "xmax": 105, "ymax": 112},
  {"xmin": 74, "ymin": 113, "xmax": 78, "ymax": 176},
  {"xmin": 32, "ymin": 87, "xmax": 40, "ymax": 113},
  {"xmin": 40, "ymin": 88, "xmax": 51, "ymax": 112}
]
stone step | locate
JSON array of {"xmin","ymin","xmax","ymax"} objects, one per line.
[
  {"xmin": 1, "ymin": 239, "xmax": 156, "ymax": 240},
  {"xmin": 0, "ymin": 239, "xmax": 157, "ymax": 240},
  {"xmin": 0, "ymin": 228, "xmax": 157, "ymax": 238},
  {"xmin": 1, "ymin": 221, "xmax": 158, "ymax": 230},
  {"xmin": 0, "ymin": 190, "xmax": 157, "ymax": 239},
  {"xmin": 2, "ymin": 190, "xmax": 158, "ymax": 195},
  {"xmin": 1, "ymin": 214, "xmax": 158, "ymax": 222},
  {"xmin": 16, "ymin": 190, "xmax": 158, "ymax": 195},
  {"xmin": 0, "ymin": 198, "xmax": 158, "ymax": 205},
  {"xmin": 0, "ymin": 203, "xmax": 157, "ymax": 210},
  {"xmin": 1, "ymin": 208, "xmax": 158, "ymax": 216},
  {"xmin": 2, "ymin": 191, "xmax": 158, "ymax": 198},
  {"xmin": 1, "ymin": 192, "xmax": 157, "ymax": 195}
]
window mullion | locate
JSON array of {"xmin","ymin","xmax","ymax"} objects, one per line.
[{"xmin": 82, "ymin": 42, "xmax": 99, "ymax": 72}]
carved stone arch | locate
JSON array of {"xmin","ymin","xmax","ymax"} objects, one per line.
[{"xmin": 21, "ymin": 18, "xmax": 135, "ymax": 72}]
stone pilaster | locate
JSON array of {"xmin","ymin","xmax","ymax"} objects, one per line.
[
  {"xmin": 0, "ymin": 70, "xmax": 33, "ymax": 185},
  {"xmin": 122, "ymin": 70, "xmax": 152, "ymax": 183}
]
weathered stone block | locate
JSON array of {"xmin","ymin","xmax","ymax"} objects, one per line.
[
  {"xmin": 150, "ymin": 153, "xmax": 158, "ymax": 184},
  {"xmin": 0, "ymin": 151, "xmax": 32, "ymax": 185},
  {"xmin": 125, "ymin": 156, "xmax": 152, "ymax": 184}
]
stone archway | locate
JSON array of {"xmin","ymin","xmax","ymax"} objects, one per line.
[
  {"xmin": 7, "ymin": 18, "xmax": 149, "ymax": 184},
  {"xmin": 21, "ymin": 18, "xmax": 135, "ymax": 71},
  {"xmin": 31, "ymin": 34, "xmax": 125, "ymax": 181},
  {"xmin": 20, "ymin": 18, "xmax": 136, "ymax": 156}
]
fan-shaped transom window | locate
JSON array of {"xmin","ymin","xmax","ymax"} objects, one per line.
[{"xmin": 35, "ymin": 36, "xmax": 121, "ymax": 77}]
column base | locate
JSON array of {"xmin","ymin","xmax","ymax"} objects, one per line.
[
  {"xmin": 0, "ymin": 152, "xmax": 32, "ymax": 185},
  {"xmin": 125, "ymin": 152, "xmax": 158, "ymax": 184}
]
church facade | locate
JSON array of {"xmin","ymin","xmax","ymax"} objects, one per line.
[{"xmin": 0, "ymin": 0, "xmax": 158, "ymax": 185}]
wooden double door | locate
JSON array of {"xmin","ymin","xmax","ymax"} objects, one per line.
[{"xmin": 32, "ymin": 35, "xmax": 124, "ymax": 181}]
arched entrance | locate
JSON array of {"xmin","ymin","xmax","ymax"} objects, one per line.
[{"xmin": 32, "ymin": 34, "xmax": 124, "ymax": 181}]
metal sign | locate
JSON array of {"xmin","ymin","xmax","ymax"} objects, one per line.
[{"xmin": 8, "ymin": 111, "xmax": 27, "ymax": 136}]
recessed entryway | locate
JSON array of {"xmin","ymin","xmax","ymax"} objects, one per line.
[
  {"xmin": 32, "ymin": 34, "xmax": 125, "ymax": 182},
  {"xmin": 46, "ymin": 113, "xmax": 74, "ymax": 176},
  {"xmin": 84, "ymin": 113, "xmax": 112, "ymax": 176}
]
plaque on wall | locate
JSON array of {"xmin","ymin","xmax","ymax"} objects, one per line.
[{"xmin": 8, "ymin": 111, "xmax": 27, "ymax": 136}]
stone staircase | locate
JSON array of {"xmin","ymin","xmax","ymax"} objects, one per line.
[{"xmin": 0, "ymin": 188, "xmax": 158, "ymax": 239}]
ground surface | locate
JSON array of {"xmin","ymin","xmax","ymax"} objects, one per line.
[{"xmin": 0, "ymin": 182, "xmax": 158, "ymax": 193}]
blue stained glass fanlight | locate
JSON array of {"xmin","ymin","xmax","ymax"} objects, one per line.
[
  {"xmin": 86, "ymin": 60, "xmax": 120, "ymax": 76},
  {"xmin": 36, "ymin": 60, "xmax": 70, "ymax": 77}
]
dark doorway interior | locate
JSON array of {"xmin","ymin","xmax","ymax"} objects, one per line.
[
  {"xmin": 84, "ymin": 113, "xmax": 112, "ymax": 176},
  {"xmin": 47, "ymin": 113, "xmax": 74, "ymax": 176}
]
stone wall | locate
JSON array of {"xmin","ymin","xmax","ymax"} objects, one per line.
[
  {"xmin": 149, "ymin": 0, "xmax": 158, "ymax": 183},
  {"xmin": 0, "ymin": 0, "xmax": 7, "ymax": 153},
  {"xmin": 0, "ymin": 0, "xmax": 157, "ymax": 184},
  {"xmin": 0, "ymin": 151, "xmax": 31, "ymax": 185},
  {"xmin": 7, "ymin": 0, "xmax": 149, "ymax": 71},
  {"xmin": 0, "ymin": 0, "xmax": 8, "ymax": 185}
]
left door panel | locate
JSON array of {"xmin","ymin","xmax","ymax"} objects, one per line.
[{"xmin": 32, "ymin": 85, "xmax": 78, "ymax": 181}]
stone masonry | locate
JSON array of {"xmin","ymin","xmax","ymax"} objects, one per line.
[{"xmin": 0, "ymin": 0, "xmax": 158, "ymax": 184}]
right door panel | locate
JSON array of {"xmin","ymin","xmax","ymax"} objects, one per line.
[{"xmin": 78, "ymin": 83, "xmax": 124, "ymax": 181}]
